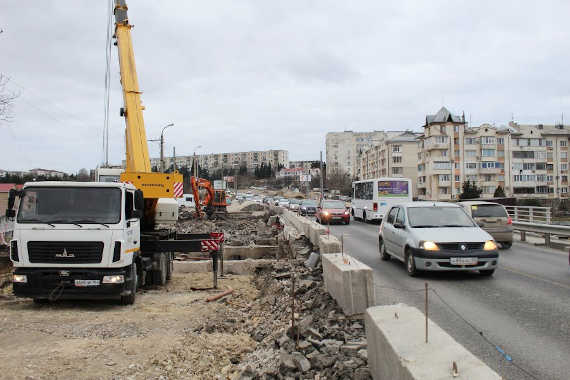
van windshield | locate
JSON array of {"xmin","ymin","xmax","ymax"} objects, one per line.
[
  {"xmin": 408, "ymin": 207, "xmax": 475, "ymax": 228},
  {"xmin": 471, "ymin": 204, "xmax": 508, "ymax": 218},
  {"xmin": 17, "ymin": 187, "xmax": 122, "ymax": 224}
]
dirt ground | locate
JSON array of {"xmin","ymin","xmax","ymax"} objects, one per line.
[{"xmin": 0, "ymin": 273, "xmax": 259, "ymax": 380}]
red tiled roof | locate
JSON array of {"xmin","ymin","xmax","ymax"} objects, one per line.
[{"xmin": 0, "ymin": 184, "xmax": 22, "ymax": 192}]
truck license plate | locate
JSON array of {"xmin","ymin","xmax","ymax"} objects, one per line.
[
  {"xmin": 450, "ymin": 257, "xmax": 478, "ymax": 266},
  {"xmin": 75, "ymin": 280, "xmax": 100, "ymax": 287}
]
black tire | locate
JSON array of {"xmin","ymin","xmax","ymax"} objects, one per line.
[
  {"xmin": 501, "ymin": 242, "xmax": 512, "ymax": 250},
  {"xmin": 165, "ymin": 252, "xmax": 173, "ymax": 281},
  {"xmin": 405, "ymin": 249, "xmax": 418, "ymax": 277},
  {"xmin": 33, "ymin": 298, "xmax": 49, "ymax": 305},
  {"xmin": 479, "ymin": 269, "xmax": 495, "ymax": 276},
  {"xmin": 379, "ymin": 238, "xmax": 390, "ymax": 261},
  {"xmin": 153, "ymin": 254, "xmax": 168, "ymax": 286},
  {"xmin": 121, "ymin": 263, "xmax": 137, "ymax": 305}
]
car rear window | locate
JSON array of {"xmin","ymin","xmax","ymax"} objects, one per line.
[{"xmin": 471, "ymin": 205, "xmax": 508, "ymax": 218}]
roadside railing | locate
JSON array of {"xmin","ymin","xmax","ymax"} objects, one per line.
[
  {"xmin": 505, "ymin": 206, "xmax": 551, "ymax": 224},
  {"xmin": 512, "ymin": 221, "xmax": 570, "ymax": 248}
]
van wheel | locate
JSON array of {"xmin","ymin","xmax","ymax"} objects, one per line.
[
  {"xmin": 379, "ymin": 238, "xmax": 390, "ymax": 261},
  {"xmin": 121, "ymin": 263, "xmax": 137, "ymax": 305},
  {"xmin": 405, "ymin": 250, "xmax": 418, "ymax": 277}
]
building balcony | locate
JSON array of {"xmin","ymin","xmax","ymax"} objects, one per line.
[
  {"xmin": 417, "ymin": 182, "xmax": 426, "ymax": 188},
  {"xmin": 426, "ymin": 143, "xmax": 450, "ymax": 150},
  {"xmin": 438, "ymin": 180, "xmax": 451, "ymax": 186},
  {"xmin": 437, "ymin": 193, "xmax": 452, "ymax": 200},
  {"xmin": 479, "ymin": 167, "xmax": 500, "ymax": 174}
]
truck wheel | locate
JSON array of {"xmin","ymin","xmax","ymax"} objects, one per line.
[
  {"xmin": 166, "ymin": 252, "xmax": 173, "ymax": 281},
  {"xmin": 153, "ymin": 254, "xmax": 167, "ymax": 286},
  {"xmin": 121, "ymin": 263, "xmax": 137, "ymax": 305}
]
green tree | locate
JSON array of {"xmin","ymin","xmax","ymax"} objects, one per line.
[
  {"xmin": 459, "ymin": 181, "xmax": 482, "ymax": 200},
  {"xmin": 493, "ymin": 185, "xmax": 506, "ymax": 197}
]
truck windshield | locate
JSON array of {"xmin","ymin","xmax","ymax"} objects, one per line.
[{"xmin": 17, "ymin": 187, "xmax": 122, "ymax": 224}]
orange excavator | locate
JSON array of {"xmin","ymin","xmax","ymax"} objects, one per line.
[{"xmin": 191, "ymin": 177, "xmax": 227, "ymax": 218}]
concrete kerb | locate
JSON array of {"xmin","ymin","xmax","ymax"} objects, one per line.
[
  {"xmin": 322, "ymin": 253, "xmax": 375, "ymax": 316},
  {"xmin": 365, "ymin": 304, "xmax": 501, "ymax": 380},
  {"xmin": 174, "ymin": 259, "xmax": 274, "ymax": 275}
]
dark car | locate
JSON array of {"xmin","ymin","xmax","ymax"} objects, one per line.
[
  {"xmin": 299, "ymin": 200, "xmax": 318, "ymax": 216},
  {"xmin": 316, "ymin": 200, "xmax": 350, "ymax": 225}
]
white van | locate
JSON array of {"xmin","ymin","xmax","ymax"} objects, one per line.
[
  {"xmin": 351, "ymin": 178, "xmax": 412, "ymax": 223},
  {"xmin": 177, "ymin": 193, "xmax": 196, "ymax": 209}
]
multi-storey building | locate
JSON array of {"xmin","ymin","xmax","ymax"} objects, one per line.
[
  {"xmin": 417, "ymin": 106, "xmax": 570, "ymax": 200},
  {"xmin": 326, "ymin": 131, "xmax": 403, "ymax": 179},
  {"xmin": 360, "ymin": 131, "xmax": 421, "ymax": 196},
  {"xmin": 144, "ymin": 149, "xmax": 289, "ymax": 174}
]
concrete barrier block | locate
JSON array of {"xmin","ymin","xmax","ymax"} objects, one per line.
[
  {"xmin": 309, "ymin": 223, "xmax": 328, "ymax": 246},
  {"xmin": 223, "ymin": 245, "xmax": 278, "ymax": 260},
  {"xmin": 365, "ymin": 304, "xmax": 502, "ymax": 380},
  {"xmin": 322, "ymin": 253, "xmax": 375, "ymax": 316},
  {"xmin": 319, "ymin": 234, "xmax": 342, "ymax": 254},
  {"xmin": 174, "ymin": 259, "xmax": 274, "ymax": 275}
]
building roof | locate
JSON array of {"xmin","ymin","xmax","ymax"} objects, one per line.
[
  {"xmin": 425, "ymin": 107, "xmax": 464, "ymax": 126},
  {"xmin": 386, "ymin": 131, "xmax": 422, "ymax": 143}
]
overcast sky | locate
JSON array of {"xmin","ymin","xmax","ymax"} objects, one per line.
[{"xmin": 1, "ymin": 0, "xmax": 569, "ymax": 173}]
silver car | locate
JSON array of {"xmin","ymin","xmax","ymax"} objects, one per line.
[{"xmin": 378, "ymin": 202, "xmax": 499, "ymax": 276}]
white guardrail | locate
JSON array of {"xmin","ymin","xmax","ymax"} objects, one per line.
[
  {"xmin": 512, "ymin": 221, "xmax": 570, "ymax": 248},
  {"xmin": 505, "ymin": 205, "xmax": 551, "ymax": 224}
]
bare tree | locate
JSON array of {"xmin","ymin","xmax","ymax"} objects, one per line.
[{"xmin": 0, "ymin": 74, "xmax": 19, "ymax": 122}]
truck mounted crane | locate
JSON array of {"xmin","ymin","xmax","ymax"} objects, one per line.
[{"xmin": 5, "ymin": 0, "xmax": 223, "ymax": 305}]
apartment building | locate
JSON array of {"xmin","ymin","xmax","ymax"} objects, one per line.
[
  {"xmin": 326, "ymin": 131, "xmax": 402, "ymax": 179},
  {"xmin": 146, "ymin": 149, "xmax": 289, "ymax": 174},
  {"xmin": 360, "ymin": 131, "xmax": 421, "ymax": 196},
  {"xmin": 289, "ymin": 160, "xmax": 320, "ymax": 170},
  {"xmin": 417, "ymin": 106, "xmax": 570, "ymax": 200}
]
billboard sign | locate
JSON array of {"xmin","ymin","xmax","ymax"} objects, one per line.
[
  {"xmin": 223, "ymin": 176, "xmax": 235, "ymax": 183},
  {"xmin": 378, "ymin": 180, "xmax": 409, "ymax": 198},
  {"xmin": 299, "ymin": 175, "xmax": 312, "ymax": 182}
]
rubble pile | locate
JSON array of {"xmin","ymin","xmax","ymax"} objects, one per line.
[
  {"xmin": 176, "ymin": 210, "xmax": 279, "ymax": 247},
  {"xmin": 233, "ymin": 241, "xmax": 371, "ymax": 379}
]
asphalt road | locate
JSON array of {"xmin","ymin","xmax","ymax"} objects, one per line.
[{"xmin": 322, "ymin": 218, "xmax": 570, "ymax": 380}]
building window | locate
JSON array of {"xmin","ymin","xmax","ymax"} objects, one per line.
[
  {"xmin": 498, "ymin": 150, "xmax": 505, "ymax": 157},
  {"xmin": 465, "ymin": 137, "xmax": 479, "ymax": 145},
  {"xmin": 561, "ymin": 164, "xmax": 568, "ymax": 171},
  {"xmin": 523, "ymin": 163, "xmax": 535, "ymax": 171},
  {"xmin": 454, "ymin": 138, "xmax": 459, "ymax": 144},
  {"xmin": 467, "ymin": 175, "xmax": 478, "ymax": 181},
  {"xmin": 454, "ymin": 150, "xmax": 460, "ymax": 157},
  {"xmin": 536, "ymin": 163, "xmax": 546, "ymax": 170},
  {"xmin": 561, "ymin": 187, "xmax": 568, "ymax": 194},
  {"xmin": 439, "ymin": 187, "xmax": 449, "ymax": 194},
  {"xmin": 392, "ymin": 145, "xmax": 401, "ymax": 153},
  {"xmin": 484, "ymin": 174, "xmax": 493, "ymax": 181},
  {"xmin": 562, "ymin": 176, "xmax": 568, "ymax": 183},
  {"xmin": 497, "ymin": 137, "xmax": 504, "ymax": 145},
  {"xmin": 562, "ymin": 152, "xmax": 568, "ymax": 159},
  {"xmin": 439, "ymin": 175, "xmax": 450, "ymax": 182},
  {"xmin": 454, "ymin": 125, "xmax": 460, "ymax": 133},
  {"xmin": 481, "ymin": 136, "xmax": 496, "ymax": 145},
  {"xmin": 440, "ymin": 126, "xmax": 446, "ymax": 134},
  {"xmin": 434, "ymin": 136, "xmax": 448, "ymax": 144},
  {"xmin": 392, "ymin": 167, "xmax": 403, "ymax": 175},
  {"xmin": 465, "ymin": 162, "xmax": 478, "ymax": 169},
  {"xmin": 466, "ymin": 150, "xmax": 477, "ymax": 157},
  {"xmin": 481, "ymin": 149, "xmax": 496, "ymax": 157},
  {"xmin": 561, "ymin": 140, "xmax": 568, "ymax": 147},
  {"xmin": 455, "ymin": 175, "xmax": 460, "ymax": 182},
  {"xmin": 536, "ymin": 151, "xmax": 547, "ymax": 160},
  {"xmin": 513, "ymin": 151, "xmax": 535, "ymax": 159},
  {"xmin": 433, "ymin": 161, "xmax": 452, "ymax": 170},
  {"xmin": 441, "ymin": 150, "xmax": 448, "ymax": 157},
  {"xmin": 393, "ymin": 156, "xmax": 402, "ymax": 164},
  {"xmin": 545, "ymin": 140, "xmax": 553, "ymax": 147}
]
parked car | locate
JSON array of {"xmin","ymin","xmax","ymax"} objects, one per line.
[
  {"xmin": 252, "ymin": 196, "xmax": 263, "ymax": 203},
  {"xmin": 289, "ymin": 199, "xmax": 302, "ymax": 211},
  {"xmin": 459, "ymin": 201, "xmax": 513, "ymax": 249},
  {"xmin": 316, "ymin": 200, "xmax": 350, "ymax": 225},
  {"xmin": 300, "ymin": 200, "xmax": 318, "ymax": 216},
  {"xmin": 278, "ymin": 198, "xmax": 290, "ymax": 208},
  {"xmin": 378, "ymin": 202, "xmax": 499, "ymax": 276},
  {"xmin": 263, "ymin": 197, "xmax": 273, "ymax": 205}
]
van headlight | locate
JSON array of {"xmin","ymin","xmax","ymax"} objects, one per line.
[
  {"xmin": 13, "ymin": 274, "xmax": 27, "ymax": 283},
  {"xmin": 102, "ymin": 275, "xmax": 124, "ymax": 284},
  {"xmin": 420, "ymin": 241, "xmax": 439, "ymax": 251},
  {"xmin": 483, "ymin": 240, "xmax": 497, "ymax": 251}
]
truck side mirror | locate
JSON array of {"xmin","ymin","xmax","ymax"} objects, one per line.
[
  {"xmin": 134, "ymin": 190, "xmax": 144, "ymax": 211},
  {"xmin": 133, "ymin": 209, "xmax": 143, "ymax": 219}
]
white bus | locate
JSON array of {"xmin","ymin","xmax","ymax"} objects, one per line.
[{"xmin": 351, "ymin": 178, "xmax": 412, "ymax": 222}]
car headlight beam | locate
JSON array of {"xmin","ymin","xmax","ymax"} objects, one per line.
[
  {"xmin": 13, "ymin": 274, "xmax": 27, "ymax": 283},
  {"xmin": 483, "ymin": 240, "xmax": 497, "ymax": 251},
  {"xmin": 421, "ymin": 241, "xmax": 439, "ymax": 251}
]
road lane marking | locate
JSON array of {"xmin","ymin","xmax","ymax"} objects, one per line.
[{"xmin": 500, "ymin": 265, "xmax": 570, "ymax": 290}]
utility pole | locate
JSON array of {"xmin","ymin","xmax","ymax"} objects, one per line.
[
  {"xmin": 149, "ymin": 123, "xmax": 174, "ymax": 172},
  {"xmin": 320, "ymin": 151, "xmax": 324, "ymax": 201},
  {"xmin": 173, "ymin": 146, "xmax": 176, "ymax": 172}
]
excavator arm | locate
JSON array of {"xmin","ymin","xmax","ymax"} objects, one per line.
[{"xmin": 190, "ymin": 177, "xmax": 227, "ymax": 218}]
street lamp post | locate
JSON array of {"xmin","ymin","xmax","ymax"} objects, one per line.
[
  {"xmin": 193, "ymin": 145, "xmax": 203, "ymax": 178},
  {"xmin": 159, "ymin": 123, "xmax": 174, "ymax": 172}
]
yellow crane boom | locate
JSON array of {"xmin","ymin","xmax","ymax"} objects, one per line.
[{"xmin": 113, "ymin": 0, "xmax": 182, "ymax": 203}]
